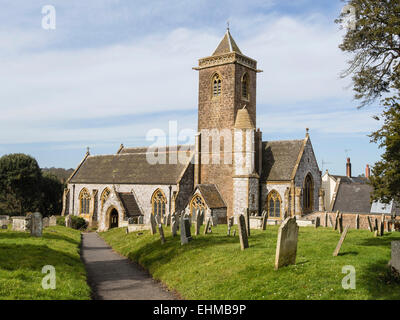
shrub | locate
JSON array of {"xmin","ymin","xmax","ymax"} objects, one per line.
[
  {"xmin": 56, "ymin": 216, "xmax": 65, "ymax": 226},
  {"xmin": 71, "ymin": 216, "xmax": 87, "ymax": 230}
]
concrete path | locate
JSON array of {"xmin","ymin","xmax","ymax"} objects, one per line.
[{"xmin": 81, "ymin": 232, "xmax": 176, "ymax": 300}]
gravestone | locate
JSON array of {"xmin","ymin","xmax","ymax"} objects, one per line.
[
  {"xmin": 158, "ymin": 222, "xmax": 166, "ymax": 244},
  {"xmin": 338, "ymin": 213, "xmax": 343, "ymax": 234},
  {"xmin": 227, "ymin": 216, "xmax": 234, "ymax": 236},
  {"xmin": 180, "ymin": 217, "xmax": 192, "ymax": 245},
  {"xmin": 262, "ymin": 211, "xmax": 268, "ymax": 231},
  {"xmin": 138, "ymin": 216, "xmax": 144, "ymax": 224},
  {"xmin": 166, "ymin": 213, "xmax": 171, "ymax": 226},
  {"xmin": 374, "ymin": 218, "xmax": 379, "ymax": 232},
  {"xmin": 315, "ymin": 216, "xmax": 320, "ymax": 228},
  {"xmin": 150, "ymin": 214, "xmax": 157, "ymax": 235},
  {"xmin": 324, "ymin": 212, "xmax": 328, "ymax": 227},
  {"xmin": 31, "ymin": 212, "xmax": 43, "ymax": 237},
  {"xmin": 195, "ymin": 211, "xmax": 202, "ymax": 236},
  {"xmin": 390, "ymin": 241, "xmax": 400, "ymax": 276},
  {"xmin": 171, "ymin": 214, "xmax": 178, "ymax": 237},
  {"xmin": 355, "ymin": 214, "xmax": 360, "ymax": 230},
  {"xmin": 388, "ymin": 221, "xmax": 393, "ymax": 232},
  {"xmin": 49, "ymin": 215, "xmax": 57, "ymax": 227},
  {"xmin": 274, "ymin": 217, "xmax": 299, "ymax": 270},
  {"xmin": 204, "ymin": 218, "xmax": 211, "ymax": 235},
  {"xmin": 367, "ymin": 216, "xmax": 373, "ymax": 232},
  {"xmin": 237, "ymin": 214, "xmax": 249, "ymax": 250},
  {"xmin": 11, "ymin": 217, "xmax": 29, "ymax": 232},
  {"xmin": 65, "ymin": 215, "xmax": 72, "ymax": 228},
  {"xmin": 333, "ymin": 225, "xmax": 350, "ymax": 256},
  {"xmin": 380, "ymin": 221, "xmax": 384, "ymax": 236},
  {"xmin": 43, "ymin": 217, "xmax": 49, "ymax": 228},
  {"xmin": 244, "ymin": 208, "xmax": 250, "ymax": 237},
  {"xmin": 328, "ymin": 215, "xmax": 334, "ymax": 228},
  {"xmin": 334, "ymin": 212, "xmax": 339, "ymax": 230}
]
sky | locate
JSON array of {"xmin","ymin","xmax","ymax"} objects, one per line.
[{"xmin": 0, "ymin": 0, "xmax": 384, "ymax": 176}]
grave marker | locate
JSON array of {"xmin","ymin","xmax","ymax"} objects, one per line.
[
  {"xmin": 333, "ymin": 225, "xmax": 350, "ymax": 256},
  {"xmin": 238, "ymin": 214, "xmax": 249, "ymax": 250},
  {"xmin": 31, "ymin": 212, "xmax": 43, "ymax": 237},
  {"xmin": 274, "ymin": 217, "xmax": 299, "ymax": 269},
  {"xmin": 150, "ymin": 214, "xmax": 157, "ymax": 235},
  {"xmin": 355, "ymin": 214, "xmax": 359, "ymax": 230},
  {"xmin": 49, "ymin": 215, "xmax": 57, "ymax": 227}
]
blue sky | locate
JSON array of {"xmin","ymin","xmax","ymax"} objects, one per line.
[{"xmin": 0, "ymin": 0, "xmax": 383, "ymax": 176}]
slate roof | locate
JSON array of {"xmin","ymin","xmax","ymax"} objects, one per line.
[
  {"xmin": 332, "ymin": 175, "xmax": 368, "ymax": 184},
  {"xmin": 332, "ymin": 182, "xmax": 373, "ymax": 213},
  {"xmin": 69, "ymin": 146, "xmax": 193, "ymax": 185},
  {"xmin": 212, "ymin": 29, "xmax": 242, "ymax": 56},
  {"xmin": 261, "ymin": 139, "xmax": 305, "ymax": 181},
  {"xmin": 118, "ymin": 193, "xmax": 142, "ymax": 217},
  {"xmin": 196, "ymin": 184, "xmax": 226, "ymax": 209}
]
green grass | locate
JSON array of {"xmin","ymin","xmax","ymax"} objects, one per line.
[
  {"xmin": 0, "ymin": 226, "xmax": 91, "ymax": 300},
  {"xmin": 101, "ymin": 225, "xmax": 400, "ymax": 300}
]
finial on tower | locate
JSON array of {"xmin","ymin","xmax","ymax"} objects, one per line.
[
  {"xmin": 306, "ymin": 128, "xmax": 309, "ymax": 137},
  {"xmin": 227, "ymin": 21, "xmax": 230, "ymax": 31},
  {"xmin": 86, "ymin": 146, "xmax": 90, "ymax": 155}
]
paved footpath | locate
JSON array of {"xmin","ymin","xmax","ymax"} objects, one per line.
[{"xmin": 81, "ymin": 232, "xmax": 176, "ymax": 300}]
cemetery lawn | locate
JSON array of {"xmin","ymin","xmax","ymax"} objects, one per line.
[
  {"xmin": 0, "ymin": 226, "xmax": 91, "ymax": 300},
  {"xmin": 101, "ymin": 225, "xmax": 400, "ymax": 300}
]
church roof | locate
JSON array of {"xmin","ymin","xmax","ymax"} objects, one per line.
[
  {"xmin": 196, "ymin": 184, "xmax": 226, "ymax": 209},
  {"xmin": 261, "ymin": 139, "xmax": 305, "ymax": 181},
  {"xmin": 212, "ymin": 29, "xmax": 242, "ymax": 56},
  {"xmin": 118, "ymin": 193, "xmax": 142, "ymax": 217},
  {"xmin": 69, "ymin": 147, "xmax": 194, "ymax": 185},
  {"xmin": 234, "ymin": 107, "xmax": 255, "ymax": 129}
]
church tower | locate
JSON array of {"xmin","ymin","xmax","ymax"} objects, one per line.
[{"xmin": 193, "ymin": 29, "xmax": 262, "ymax": 217}]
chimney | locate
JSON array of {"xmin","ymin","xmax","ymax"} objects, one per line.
[
  {"xmin": 346, "ymin": 158, "xmax": 352, "ymax": 178},
  {"xmin": 365, "ymin": 164, "xmax": 370, "ymax": 178}
]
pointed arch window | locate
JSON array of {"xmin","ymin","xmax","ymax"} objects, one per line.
[
  {"xmin": 151, "ymin": 189, "xmax": 167, "ymax": 219},
  {"xmin": 212, "ymin": 74, "xmax": 222, "ymax": 97},
  {"xmin": 303, "ymin": 173, "xmax": 314, "ymax": 213},
  {"xmin": 242, "ymin": 73, "xmax": 249, "ymax": 100},
  {"xmin": 190, "ymin": 194, "xmax": 206, "ymax": 217},
  {"xmin": 79, "ymin": 188, "xmax": 91, "ymax": 215},
  {"xmin": 267, "ymin": 190, "xmax": 281, "ymax": 219},
  {"xmin": 100, "ymin": 188, "xmax": 111, "ymax": 209}
]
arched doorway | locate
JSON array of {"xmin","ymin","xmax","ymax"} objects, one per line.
[
  {"xmin": 109, "ymin": 208, "xmax": 119, "ymax": 229},
  {"xmin": 303, "ymin": 173, "xmax": 314, "ymax": 214}
]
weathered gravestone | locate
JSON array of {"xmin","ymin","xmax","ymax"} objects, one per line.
[
  {"xmin": 49, "ymin": 215, "xmax": 57, "ymax": 227},
  {"xmin": 367, "ymin": 216, "xmax": 373, "ymax": 232},
  {"xmin": 315, "ymin": 216, "xmax": 320, "ymax": 228},
  {"xmin": 138, "ymin": 215, "xmax": 144, "ymax": 224},
  {"xmin": 334, "ymin": 211, "xmax": 339, "ymax": 230},
  {"xmin": 389, "ymin": 241, "xmax": 400, "ymax": 276},
  {"xmin": 180, "ymin": 217, "xmax": 192, "ymax": 245},
  {"xmin": 324, "ymin": 212, "xmax": 328, "ymax": 227},
  {"xmin": 374, "ymin": 218, "xmax": 379, "ymax": 232},
  {"xmin": 333, "ymin": 225, "xmax": 350, "ymax": 256},
  {"xmin": 65, "ymin": 215, "xmax": 72, "ymax": 228},
  {"xmin": 43, "ymin": 217, "xmax": 49, "ymax": 228},
  {"xmin": 261, "ymin": 211, "xmax": 268, "ymax": 231},
  {"xmin": 328, "ymin": 215, "xmax": 334, "ymax": 228},
  {"xmin": 227, "ymin": 216, "xmax": 234, "ymax": 236},
  {"xmin": 195, "ymin": 210, "xmax": 202, "ymax": 236},
  {"xmin": 380, "ymin": 221, "xmax": 384, "ymax": 236},
  {"xmin": 237, "ymin": 214, "xmax": 249, "ymax": 250},
  {"xmin": 31, "ymin": 212, "xmax": 43, "ymax": 237},
  {"xmin": 338, "ymin": 213, "xmax": 343, "ymax": 234},
  {"xmin": 204, "ymin": 217, "xmax": 211, "ymax": 235},
  {"xmin": 12, "ymin": 216, "xmax": 30, "ymax": 232},
  {"xmin": 274, "ymin": 217, "xmax": 299, "ymax": 270},
  {"xmin": 355, "ymin": 214, "xmax": 360, "ymax": 230},
  {"xmin": 158, "ymin": 222, "xmax": 166, "ymax": 244},
  {"xmin": 150, "ymin": 213, "xmax": 157, "ymax": 235},
  {"xmin": 171, "ymin": 213, "xmax": 178, "ymax": 237},
  {"xmin": 244, "ymin": 209, "xmax": 250, "ymax": 237}
]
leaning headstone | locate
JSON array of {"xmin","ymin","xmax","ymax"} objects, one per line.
[
  {"xmin": 65, "ymin": 214, "xmax": 72, "ymax": 228},
  {"xmin": 238, "ymin": 214, "xmax": 249, "ymax": 250},
  {"xmin": 334, "ymin": 212, "xmax": 339, "ymax": 230},
  {"xmin": 150, "ymin": 214, "xmax": 157, "ymax": 235},
  {"xmin": 49, "ymin": 215, "xmax": 57, "ymax": 227},
  {"xmin": 324, "ymin": 212, "xmax": 328, "ymax": 227},
  {"xmin": 204, "ymin": 217, "xmax": 211, "ymax": 235},
  {"xmin": 43, "ymin": 217, "xmax": 49, "ymax": 228},
  {"xmin": 158, "ymin": 223, "xmax": 166, "ymax": 244},
  {"xmin": 315, "ymin": 216, "xmax": 320, "ymax": 228},
  {"xmin": 328, "ymin": 215, "xmax": 334, "ymax": 228},
  {"xmin": 389, "ymin": 241, "xmax": 400, "ymax": 276},
  {"xmin": 338, "ymin": 213, "xmax": 343, "ymax": 234},
  {"xmin": 355, "ymin": 214, "xmax": 360, "ymax": 230},
  {"xmin": 244, "ymin": 208, "xmax": 250, "ymax": 237},
  {"xmin": 333, "ymin": 225, "xmax": 350, "ymax": 256},
  {"xmin": 31, "ymin": 212, "xmax": 43, "ymax": 237},
  {"xmin": 367, "ymin": 216, "xmax": 373, "ymax": 232},
  {"xmin": 262, "ymin": 211, "xmax": 268, "ymax": 231},
  {"xmin": 274, "ymin": 217, "xmax": 299, "ymax": 269}
]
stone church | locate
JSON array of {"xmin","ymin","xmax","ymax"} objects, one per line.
[{"xmin": 61, "ymin": 29, "xmax": 323, "ymax": 231}]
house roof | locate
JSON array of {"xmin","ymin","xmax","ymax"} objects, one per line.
[
  {"xmin": 261, "ymin": 139, "xmax": 305, "ymax": 181},
  {"xmin": 196, "ymin": 184, "xmax": 226, "ymax": 209},
  {"xmin": 212, "ymin": 29, "xmax": 242, "ymax": 56},
  {"xmin": 69, "ymin": 147, "xmax": 193, "ymax": 185},
  {"xmin": 331, "ymin": 175, "xmax": 369, "ymax": 184},
  {"xmin": 332, "ymin": 182, "xmax": 373, "ymax": 213},
  {"xmin": 118, "ymin": 193, "xmax": 142, "ymax": 217}
]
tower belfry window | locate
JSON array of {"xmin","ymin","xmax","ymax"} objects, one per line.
[
  {"xmin": 242, "ymin": 73, "xmax": 249, "ymax": 100},
  {"xmin": 212, "ymin": 74, "xmax": 221, "ymax": 96}
]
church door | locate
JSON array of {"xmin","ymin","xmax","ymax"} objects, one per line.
[
  {"xmin": 110, "ymin": 209, "xmax": 119, "ymax": 228},
  {"xmin": 303, "ymin": 174, "xmax": 314, "ymax": 214}
]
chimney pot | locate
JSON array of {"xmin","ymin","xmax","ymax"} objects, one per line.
[
  {"xmin": 346, "ymin": 158, "xmax": 352, "ymax": 178},
  {"xmin": 366, "ymin": 164, "xmax": 370, "ymax": 178}
]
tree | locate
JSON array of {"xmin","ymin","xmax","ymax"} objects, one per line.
[
  {"xmin": 369, "ymin": 96, "xmax": 400, "ymax": 202},
  {"xmin": 39, "ymin": 172, "xmax": 63, "ymax": 217},
  {"xmin": 0, "ymin": 154, "xmax": 42, "ymax": 215},
  {"xmin": 336, "ymin": 0, "xmax": 400, "ymax": 202},
  {"xmin": 336, "ymin": 0, "xmax": 400, "ymax": 107}
]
